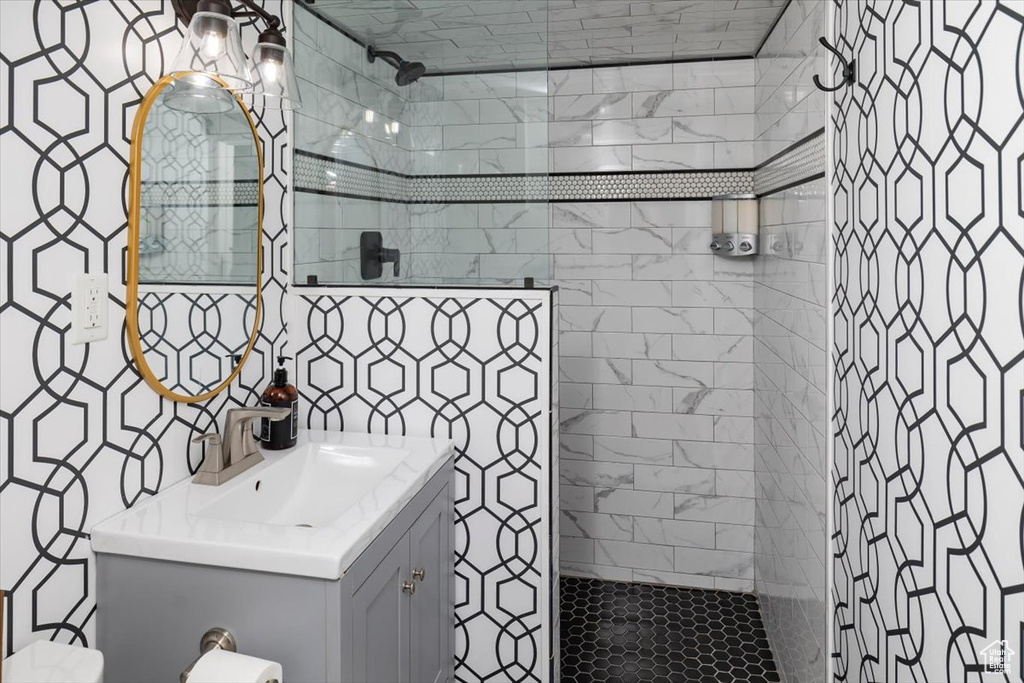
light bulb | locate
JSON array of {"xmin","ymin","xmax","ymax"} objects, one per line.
[
  {"xmin": 199, "ymin": 30, "xmax": 225, "ymax": 60},
  {"xmin": 258, "ymin": 58, "xmax": 281, "ymax": 84}
]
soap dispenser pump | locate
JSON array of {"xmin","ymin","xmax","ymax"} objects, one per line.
[{"xmin": 260, "ymin": 355, "xmax": 299, "ymax": 450}]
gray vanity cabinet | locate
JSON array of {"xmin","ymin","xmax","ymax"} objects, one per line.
[
  {"xmin": 352, "ymin": 537, "xmax": 409, "ymax": 683},
  {"xmin": 97, "ymin": 460, "xmax": 454, "ymax": 683},
  {"xmin": 409, "ymin": 491, "xmax": 450, "ymax": 683},
  {"xmin": 351, "ymin": 488, "xmax": 451, "ymax": 683}
]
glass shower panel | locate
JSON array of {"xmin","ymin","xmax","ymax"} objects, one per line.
[
  {"xmin": 291, "ymin": 1, "xmax": 550, "ymax": 287},
  {"xmin": 292, "ymin": 2, "xmax": 411, "ymax": 285}
]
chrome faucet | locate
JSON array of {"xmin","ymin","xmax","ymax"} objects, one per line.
[{"xmin": 191, "ymin": 407, "xmax": 291, "ymax": 486}]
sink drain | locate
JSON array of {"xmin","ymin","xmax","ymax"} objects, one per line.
[{"xmin": 295, "ymin": 523, "xmax": 313, "ymax": 528}]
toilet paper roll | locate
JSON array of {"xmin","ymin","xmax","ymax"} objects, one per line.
[{"xmin": 187, "ymin": 648, "xmax": 282, "ymax": 683}]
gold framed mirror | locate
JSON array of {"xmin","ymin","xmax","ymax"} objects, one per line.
[{"xmin": 126, "ymin": 74, "xmax": 263, "ymax": 403}]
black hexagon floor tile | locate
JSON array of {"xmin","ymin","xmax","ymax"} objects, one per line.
[{"xmin": 559, "ymin": 577, "xmax": 781, "ymax": 683}]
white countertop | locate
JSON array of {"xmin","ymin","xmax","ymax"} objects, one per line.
[{"xmin": 90, "ymin": 430, "xmax": 455, "ymax": 580}]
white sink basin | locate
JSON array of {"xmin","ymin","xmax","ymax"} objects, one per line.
[
  {"xmin": 199, "ymin": 439, "xmax": 419, "ymax": 528},
  {"xmin": 91, "ymin": 430, "xmax": 454, "ymax": 579}
]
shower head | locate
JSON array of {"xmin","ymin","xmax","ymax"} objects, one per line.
[
  {"xmin": 395, "ymin": 60, "xmax": 427, "ymax": 86},
  {"xmin": 367, "ymin": 45, "xmax": 427, "ymax": 86}
]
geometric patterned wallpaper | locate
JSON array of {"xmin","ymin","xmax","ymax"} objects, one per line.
[
  {"xmin": 290, "ymin": 290, "xmax": 556, "ymax": 682},
  {"xmin": 830, "ymin": 1, "xmax": 1024, "ymax": 681},
  {"xmin": 0, "ymin": 0, "xmax": 289, "ymax": 655},
  {"xmin": 136, "ymin": 292, "xmax": 258, "ymax": 396}
]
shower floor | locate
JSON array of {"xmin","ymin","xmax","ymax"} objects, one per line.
[{"xmin": 559, "ymin": 576, "xmax": 780, "ymax": 683}]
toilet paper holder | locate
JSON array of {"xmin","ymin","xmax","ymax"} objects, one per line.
[
  {"xmin": 180, "ymin": 628, "xmax": 237, "ymax": 683},
  {"xmin": 181, "ymin": 627, "xmax": 280, "ymax": 683},
  {"xmin": 179, "ymin": 626, "xmax": 280, "ymax": 683}
]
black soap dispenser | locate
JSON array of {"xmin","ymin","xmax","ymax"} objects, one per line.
[{"xmin": 260, "ymin": 355, "xmax": 299, "ymax": 450}]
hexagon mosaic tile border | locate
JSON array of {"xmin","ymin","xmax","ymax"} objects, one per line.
[
  {"xmin": 753, "ymin": 130, "xmax": 825, "ymax": 197},
  {"xmin": 295, "ymin": 150, "xmax": 754, "ymax": 203},
  {"xmin": 560, "ymin": 576, "xmax": 780, "ymax": 683},
  {"xmin": 295, "ymin": 137, "xmax": 829, "ymax": 204},
  {"xmin": 139, "ymin": 180, "xmax": 260, "ymax": 207}
]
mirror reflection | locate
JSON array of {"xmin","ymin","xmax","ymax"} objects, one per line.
[
  {"xmin": 126, "ymin": 74, "xmax": 264, "ymax": 402},
  {"xmin": 138, "ymin": 77, "xmax": 259, "ymax": 285}
]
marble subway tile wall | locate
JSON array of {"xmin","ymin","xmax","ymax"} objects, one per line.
[
  {"xmin": 397, "ymin": 60, "xmax": 765, "ymax": 583},
  {"xmin": 293, "ymin": 193, "xmax": 411, "ymax": 284},
  {"xmin": 554, "ymin": 198, "xmax": 758, "ymax": 591},
  {"xmin": 400, "ymin": 72, "xmax": 553, "ymax": 284},
  {"xmin": 407, "ymin": 71, "xmax": 550, "ymax": 176},
  {"xmin": 400, "ymin": 59, "xmax": 757, "ymax": 286},
  {"xmin": 405, "ymin": 202, "xmax": 551, "ymax": 284},
  {"xmin": 550, "ymin": 60, "xmax": 757, "ymax": 171},
  {"xmin": 293, "ymin": 4, "xmax": 412, "ymax": 173},
  {"xmin": 541, "ymin": 60, "xmax": 761, "ymax": 589},
  {"xmin": 292, "ymin": 4, "xmax": 425, "ymax": 284},
  {"xmin": 753, "ymin": 1, "xmax": 826, "ymax": 159},
  {"xmin": 753, "ymin": 181, "xmax": 827, "ymax": 683},
  {"xmin": 529, "ymin": 60, "xmax": 761, "ymax": 589},
  {"xmin": 751, "ymin": 2, "xmax": 828, "ymax": 682}
]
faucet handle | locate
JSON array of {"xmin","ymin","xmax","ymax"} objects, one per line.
[
  {"xmin": 192, "ymin": 433, "xmax": 226, "ymax": 484},
  {"xmin": 226, "ymin": 407, "xmax": 292, "ymax": 422}
]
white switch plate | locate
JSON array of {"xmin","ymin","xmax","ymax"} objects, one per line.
[{"xmin": 71, "ymin": 273, "xmax": 108, "ymax": 344}]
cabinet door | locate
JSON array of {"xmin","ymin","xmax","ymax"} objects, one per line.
[
  {"xmin": 409, "ymin": 487, "xmax": 451, "ymax": 683},
  {"xmin": 352, "ymin": 535, "xmax": 410, "ymax": 683}
]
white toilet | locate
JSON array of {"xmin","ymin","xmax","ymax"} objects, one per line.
[{"xmin": 1, "ymin": 641, "xmax": 103, "ymax": 683}]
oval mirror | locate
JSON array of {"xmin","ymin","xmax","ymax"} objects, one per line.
[{"xmin": 126, "ymin": 74, "xmax": 263, "ymax": 403}]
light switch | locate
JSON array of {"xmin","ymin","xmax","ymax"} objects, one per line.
[{"xmin": 71, "ymin": 273, "xmax": 108, "ymax": 344}]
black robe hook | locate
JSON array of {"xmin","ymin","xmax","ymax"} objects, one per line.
[{"xmin": 813, "ymin": 36, "xmax": 856, "ymax": 92}]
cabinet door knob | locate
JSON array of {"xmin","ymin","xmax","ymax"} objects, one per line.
[
  {"xmin": 401, "ymin": 580, "xmax": 416, "ymax": 594},
  {"xmin": 412, "ymin": 568, "xmax": 425, "ymax": 581}
]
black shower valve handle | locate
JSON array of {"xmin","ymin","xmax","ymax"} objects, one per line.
[
  {"xmin": 381, "ymin": 248, "xmax": 401, "ymax": 277},
  {"xmin": 360, "ymin": 231, "xmax": 401, "ymax": 279}
]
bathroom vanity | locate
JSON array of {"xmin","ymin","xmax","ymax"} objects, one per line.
[{"xmin": 92, "ymin": 431, "xmax": 456, "ymax": 683}]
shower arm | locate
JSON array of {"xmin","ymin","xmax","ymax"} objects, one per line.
[{"xmin": 367, "ymin": 46, "xmax": 404, "ymax": 67}]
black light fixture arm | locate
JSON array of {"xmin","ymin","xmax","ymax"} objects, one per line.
[
  {"xmin": 173, "ymin": 0, "xmax": 284, "ymax": 34},
  {"xmin": 813, "ymin": 36, "xmax": 855, "ymax": 92},
  {"xmin": 232, "ymin": 0, "xmax": 282, "ymax": 32}
]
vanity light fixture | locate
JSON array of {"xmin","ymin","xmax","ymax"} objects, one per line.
[
  {"xmin": 169, "ymin": 0, "xmax": 302, "ymax": 109},
  {"xmin": 169, "ymin": 0, "xmax": 251, "ymax": 90},
  {"xmin": 164, "ymin": 73, "xmax": 237, "ymax": 114},
  {"xmin": 248, "ymin": 26, "xmax": 302, "ymax": 110}
]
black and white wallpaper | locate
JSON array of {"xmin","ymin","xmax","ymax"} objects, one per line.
[
  {"xmin": 830, "ymin": 1, "xmax": 1024, "ymax": 681},
  {"xmin": 291, "ymin": 290, "xmax": 557, "ymax": 683},
  {"xmin": 136, "ymin": 291, "xmax": 259, "ymax": 395},
  {"xmin": 0, "ymin": 0, "xmax": 289, "ymax": 654}
]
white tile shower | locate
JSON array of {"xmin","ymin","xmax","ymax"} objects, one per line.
[{"xmin": 752, "ymin": 2, "xmax": 828, "ymax": 683}]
